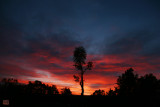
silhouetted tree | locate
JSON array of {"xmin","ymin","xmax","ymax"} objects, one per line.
[
  {"xmin": 106, "ymin": 88, "xmax": 116, "ymax": 96},
  {"xmin": 115, "ymin": 68, "xmax": 160, "ymax": 97},
  {"xmin": 116, "ymin": 68, "xmax": 138, "ymax": 96},
  {"xmin": 48, "ymin": 85, "xmax": 59, "ymax": 94},
  {"xmin": 92, "ymin": 89, "xmax": 105, "ymax": 96},
  {"xmin": 0, "ymin": 78, "xmax": 25, "ymax": 96},
  {"xmin": 61, "ymin": 87, "xmax": 72, "ymax": 96},
  {"xmin": 27, "ymin": 80, "xmax": 59, "ymax": 95},
  {"xmin": 1, "ymin": 78, "xmax": 18, "ymax": 84},
  {"xmin": 0, "ymin": 78, "xmax": 61, "ymax": 98},
  {"xmin": 31, "ymin": 80, "xmax": 44, "ymax": 94},
  {"xmin": 73, "ymin": 46, "xmax": 93, "ymax": 96},
  {"xmin": 136, "ymin": 73, "xmax": 159, "ymax": 96}
]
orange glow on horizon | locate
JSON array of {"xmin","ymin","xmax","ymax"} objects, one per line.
[{"xmin": 1, "ymin": 51, "xmax": 159, "ymax": 95}]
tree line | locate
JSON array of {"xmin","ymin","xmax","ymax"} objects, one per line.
[
  {"xmin": 0, "ymin": 78, "xmax": 72, "ymax": 97},
  {"xmin": 92, "ymin": 68, "xmax": 160, "ymax": 97}
]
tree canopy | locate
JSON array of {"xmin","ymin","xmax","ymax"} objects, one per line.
[{"xmin": 73, "ymin": 46, "xmax": 93, "ymax": 96}]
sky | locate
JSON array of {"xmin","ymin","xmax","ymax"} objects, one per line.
[{"xmin": 0, "ymin": 0, "xmax": 160, "ymax": 95}]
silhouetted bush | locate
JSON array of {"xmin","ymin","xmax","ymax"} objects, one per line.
[
  {"xmin": 61, "ymin": 87, "xmax": 72, "ymax": 96},
  {"xmin": 92, "ymin": 89, "xmax": 105, "ymax": 96},
  {"xmin": 106, "ymin": 88, "xmax": 116, "ymax": 96},
  {"xmin": 0, "ymin": 79, "xmax": 60, "ymax": 97},
  {"xmin": 27, "ymin": 80, "xmax": 59, "ymax": 95}
]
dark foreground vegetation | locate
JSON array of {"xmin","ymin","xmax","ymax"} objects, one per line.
[
  {"xmin": 1, "ymin": 94, "xmax": 159, "ymax": 107},
  {"xmin": 0, "ymin": 68, "xmax": 160, "ymax": 107}
]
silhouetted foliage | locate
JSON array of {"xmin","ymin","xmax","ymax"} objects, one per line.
[
  {"xmin": 1, "ymin": 78, "xmax": 18, "ymax": 84},
  {"xmin": 0, "ymin": 78, "xmax": 26, "ymax": 98},
  {"xmin": 106, "ymin": 88, "xmax": 116, "ymax": 96},
  {"xmin": 135, "ymin": 73, "xmax": 159, "ymax": 97},
  {"xmin": 116, "ymin": 68, "xmax": 138, "ymax": 96},
  {"xmin": 113, "ymin": 68, "xmax": 160, "ymax": 97},
  {"xmin": 0, "ymin": 79, "xmax": 59, "ymax": 97},
  {"xmin": 73, "ymin": 46, "xmax": 93, "ymax": 96},
  {"xmin": 51, "ymin": 85, "xmax": 59, "ymax": 94},
  {"xmin": 73, "ymin": 75, "xmax": 79, "ymax": 82},
  {"xmin": 61, "ymin": 87, "xmax": 72, "ymax": 96},
  {"xmin": 27, "ymin": 80, "xmax": 59, "ymax": 95},
  {"xmin": 92, "ymin": 89, "xmax": 105, "ymax": 96},
  {"xmin": 27, "ymin": 80, "xmax": 46, "ymax": 94}
]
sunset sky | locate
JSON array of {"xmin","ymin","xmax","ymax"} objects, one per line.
[{"xmin": 0, "ymin": 0, "xmax": 160, "ymax": 95}]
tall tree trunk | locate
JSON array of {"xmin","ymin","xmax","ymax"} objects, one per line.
[{"xmin": 81, "ymin": 72, "xmax": 84, "ymax": 96}]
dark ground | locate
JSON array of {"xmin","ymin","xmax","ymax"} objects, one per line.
[{"xmin": 0, "ymin": 95, "xmax": 159, "ymax": 107}]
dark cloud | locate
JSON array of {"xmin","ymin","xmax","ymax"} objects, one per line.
[
  {"xmin": 88, "ymin": 83, "xmax": 115, "ymax": 89},
  {"xmin": 0, "ymin": 62, "xmax": 36, "ymax": 78},
  {"xmin": 103, "ymin": 30, "xmax": 160, "ymax": 57},
  {"xmin": 90, "ymin": 71, "xmax": 120, "ymax": 77},
  {"xmin": 0, "ymin": 26, "xmax": 81, "ymax": 79},
  {"xmin": 96, "ymin": 62, "xmax": 135, "ymax": 68},
  {"xmin": 0, "ymin": 29, "xmax": 80, "ymax": 56}
]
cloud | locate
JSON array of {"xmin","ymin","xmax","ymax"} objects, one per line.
[
  {"xmin": 103, "ymin": 30, "xmax": 160, "ymax": 56},
  {"xmin": 88, "ymin": 83, "xmax": 115, "ymax": 89},
  {"xmin": 0, "ymin": 62, "xmax": 37, "ymax": 79},
  {"xmin": 0, "ymin": 24, "xmax": 82, "ymax": 84},
  {"xmin": 0, "ymin": 26, "xmax": 81, "ymax": 57}
]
